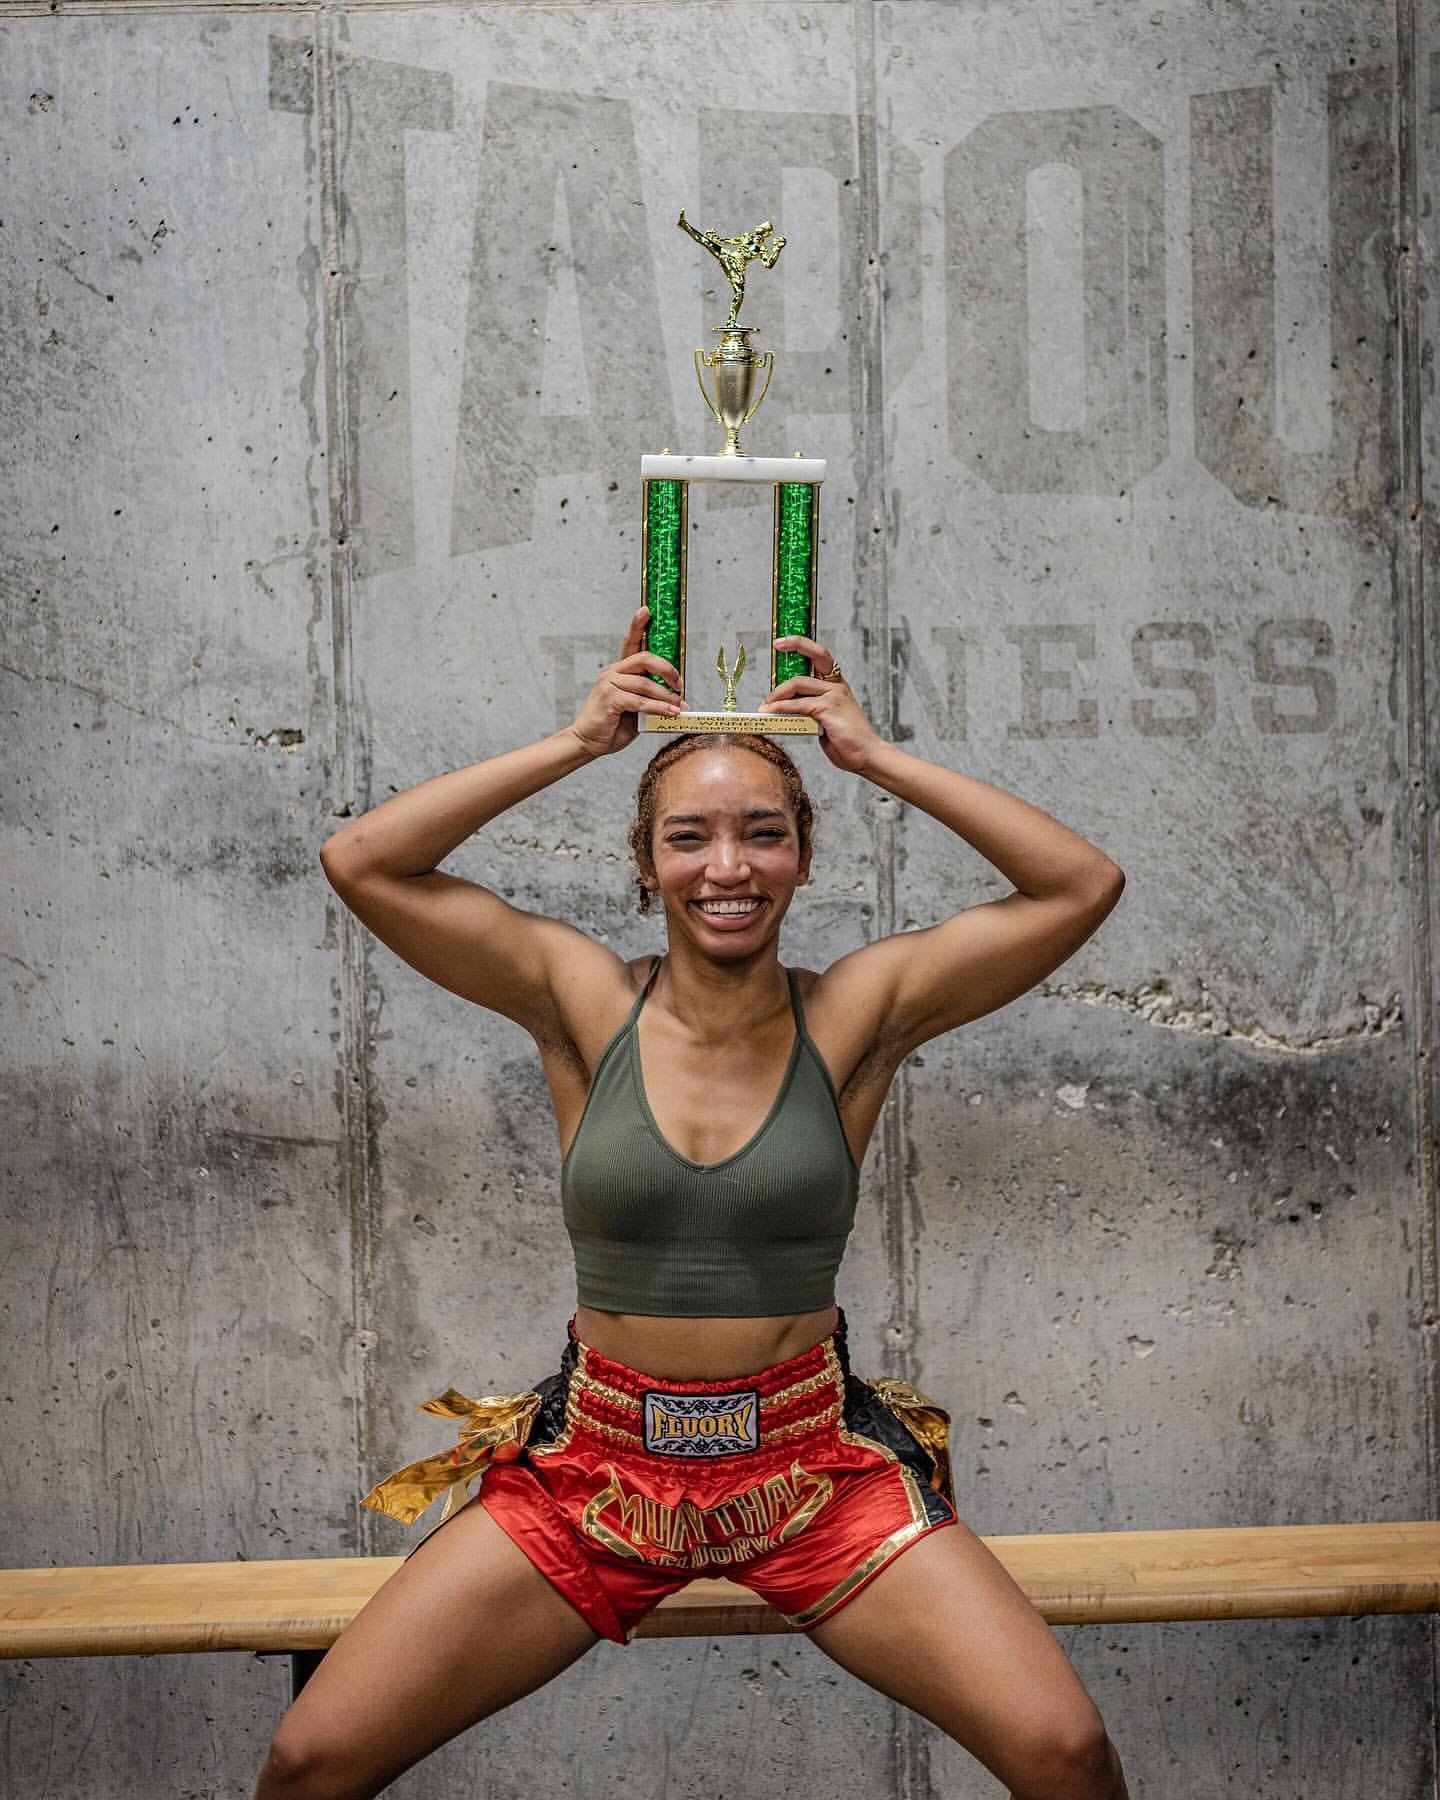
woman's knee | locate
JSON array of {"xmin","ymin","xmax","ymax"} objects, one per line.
[
  {"xmin": 1011, "ymin": 1701, "xmax": 1121, "ymax": 1800},
  {"xmin": 253, "ymin": 1723, "xmax": 371, "ymax": 1800}
]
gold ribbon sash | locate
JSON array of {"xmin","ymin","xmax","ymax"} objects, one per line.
[
  {"xmin": 360, "ymin": 1375, "xmax": 954, "ymax": 1527},
  {"xmin": 866, "ymin": 1376, "xmax": 956, "ymax": 1510},
  {"xmin": 360, "ymin": 1386, "xmax": 543, "ymax": 1527}
]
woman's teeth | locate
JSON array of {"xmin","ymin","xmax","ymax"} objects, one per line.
[{"xmin": 695, "ymin": 899, "xmax": 763, "ymax": 916}]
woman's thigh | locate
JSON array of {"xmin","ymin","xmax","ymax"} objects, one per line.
[
  {"xmin": 804, "ymin": 1518, "xmax": 1113, "ymax": 1794},
  {"xmin": 259, "ymin": 1496, "xmax": 601, "ymax": 1797}
]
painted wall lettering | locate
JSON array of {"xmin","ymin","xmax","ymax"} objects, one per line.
[
  {"xmin": 891, "ymin": 624, "xmax": 969, "ymax": 742},
  {"xmin": 945, "ymin": 106, "xmax": 1167, "ymax": 496},
  {"xmin": 270, "ymin": 53, "xmax": 1398, "ymax": 553},
  {"xmin": 450, "ymin": 85, "xmax": 676, "ymax": 555},
  {"xmin": 1131, "ymin": 622, "xmax": 1216, "ymax": 738},
  {"xmin": 880, "ymin": 620, "xmax": 1336, "ymax": 743},
  {"xmin": 269, "ymin": 38, "xmax": 454, "ymax": 579},
  {"xmin": 540, "ymin": 633, "xmax": 629, "ymax": 731},
  {"xmin": 1190, "ymin": 69, "xmax": 1393, "ymax": 516},
  {"xmin": 1006, "ymin": 623, "xmax": 1099, "ymax": 739},
  {"xmin": 1250, "ymin": 619, "xmax": 1337, "ymax": 733}
]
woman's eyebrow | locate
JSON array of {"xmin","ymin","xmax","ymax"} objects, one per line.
[{"xmin": 661, "ymin": 808, "xmax": 789, "ymax": 826}]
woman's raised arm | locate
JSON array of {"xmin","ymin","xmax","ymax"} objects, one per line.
[
  {"xmin": 838, "ymin": 740, "xmax": 1124, "ymax": 1050},
  {"xmin": 759, "ymin": 637, "xmax": 1124, "ymax": 1057},
  {"xmin": 318, "ymin": 607, "xmax": 684, "ymax": 1030}
]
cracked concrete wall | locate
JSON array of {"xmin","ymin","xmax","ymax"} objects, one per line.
[{"xmin": 1, "ymin": 2, "xmax": 1434, "ymax": 1796}]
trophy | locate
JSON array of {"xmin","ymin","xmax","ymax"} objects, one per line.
[{"xmin": 641, "ymin": 211, "xmax": 824, "ymax": 736}]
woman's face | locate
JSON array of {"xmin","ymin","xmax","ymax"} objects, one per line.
[{"xmin": 647, "ymin": 749, "xmax": 807, "ymax": 953}]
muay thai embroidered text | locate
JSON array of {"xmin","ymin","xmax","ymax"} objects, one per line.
[{"xmin": 580, "ymin": 1456, "xmax": 835, "ymax": 1565}]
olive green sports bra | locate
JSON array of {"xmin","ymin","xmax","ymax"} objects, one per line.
[{"xmin": 561, "ymin": 955, "xmax": 861, "ymax": 1317}]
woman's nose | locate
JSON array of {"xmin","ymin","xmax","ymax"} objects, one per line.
[{"xmin": 706, "ymin": 840, "xmax": 751, "ymax": 880}]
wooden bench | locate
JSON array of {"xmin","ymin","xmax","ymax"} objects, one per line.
[{"xmin": 3, "ymin": 1523, "xmax": 1436, "ymax": 1701}]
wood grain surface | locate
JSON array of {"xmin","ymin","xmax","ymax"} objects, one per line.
[{"xmin": 2, "ymin": 1522, "xmax": 1435, "ymax": 1656}]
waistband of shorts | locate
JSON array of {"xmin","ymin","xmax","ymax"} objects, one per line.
[{"xmin": 558, "ymin": 1306, "xmax": 852, "ymax": 1449}]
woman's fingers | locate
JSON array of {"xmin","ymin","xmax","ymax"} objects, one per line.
[
  {"xmin": 568, "ymin": 612, "xmax": 686, "ymax": 753},
  {"xmin": 763, "ymin": 674, "xmax": 832, "ymax": 703},
  {"xmin": 609, "ymin": 672, "xmax": 687, "ymax": 712},
  {"xmin": 760, "ymin": 649, "xmax": 881, "ymax": 772},
  {"xmin": 627, "ymin": 695, "xmax": 686, "ymax": 716},
  {"xmin": 614, "ymin": 648, "xmax": 683, "ymax": 692},
  {"xmin": 622, "ymin": 605, "xmax": 650, "ymax": 658},
  {"xmin": 773, "ymin": 633, "xmax": 833, "ymax": 668},
  {"xmin": 609, "ymin": 671, "xmax": 676, "ymax": 697},
  {"xmin": 615, "ymin": 609, "xmax": 682, "ymax": 690}
]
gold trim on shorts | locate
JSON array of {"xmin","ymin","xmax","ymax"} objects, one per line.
[{"xmin": 779, "ymin": 1465, "xmax": 934, "ymax": 1628}]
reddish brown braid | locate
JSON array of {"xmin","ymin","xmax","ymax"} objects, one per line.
[{"xmin": 628, "ymin": 734, "xmax": 815, "ymax": 915}]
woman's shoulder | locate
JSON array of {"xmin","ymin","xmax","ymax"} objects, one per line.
[
  {"xmin": 525, "ymin": 920, "xmax": 651, "ymax": 990},
  {"xmin": 789, "ymin": 952, "xmax": 912, "ymax": 1094},
  {"xmin": 538, "ymin": 939, "xmax": 657, "ymax": 1058},
  {"xmin": 791, "ymin": 956, "xmax": 882, "ymax": 1019},
  {"xmin": 790, "ymin": 944, "xmax": 901, "ymax": 1018}
]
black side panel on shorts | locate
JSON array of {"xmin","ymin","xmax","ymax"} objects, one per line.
[
  {"xmin": 525, "ymin": 1336, "xmax": 578, "ymax": 1453},
  {"xmin": 842, "ymin": 1373, "xmax": 955, "ymax": 1526}
]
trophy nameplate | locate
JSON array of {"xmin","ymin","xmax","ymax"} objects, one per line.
[{"xmin": 641, "ymin": 213, "xmax": 824, "ymax": 736}]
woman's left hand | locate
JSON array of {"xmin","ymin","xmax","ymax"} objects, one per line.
[{"xmin": 761, "ymin": 637, "xmax": 884, "ymax": 774}]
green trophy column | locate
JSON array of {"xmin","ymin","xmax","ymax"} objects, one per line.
[
  {"xmin": 772, "ymin": 481, "xmax": 819, "ymax": 685},
  {"xmin": 643, "ymin": 478, "xmax": 687, "ymax": 688}
]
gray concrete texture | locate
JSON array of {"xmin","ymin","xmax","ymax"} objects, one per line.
[{"xmin": 0, "ymin": 0, "xmax": 1433, "ymax": 1794}]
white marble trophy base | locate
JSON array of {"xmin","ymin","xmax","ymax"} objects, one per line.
[
  {"xmin": 643, "ymin": 710, "xmax": 819, "ymax": 736},
  {"xmin": 640, "ymin": 453, "xmax": 826, "ymax": 484}
]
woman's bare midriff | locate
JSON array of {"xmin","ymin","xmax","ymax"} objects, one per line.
[{"xmin": 572, "ymin": 1304, "xmax": 841, "ymax": 1381}]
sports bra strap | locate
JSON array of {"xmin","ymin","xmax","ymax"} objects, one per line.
[{"xmin": 628, "ymin": 953, "xmax": 663, "ymax": 1022}]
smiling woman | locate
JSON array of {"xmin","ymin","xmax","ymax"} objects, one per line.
[
  {"xmin": 627, "ymin": 730, "xmax": 816, "ymax": 920},
  {"xmin": 264, "ymin": 603, "xmax": 1130, "ymax": 1800}
]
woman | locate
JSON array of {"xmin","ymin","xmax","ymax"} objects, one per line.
[{"xmin": 255, "ymin": 608, "xmax": 1129, "ymax": 1800}]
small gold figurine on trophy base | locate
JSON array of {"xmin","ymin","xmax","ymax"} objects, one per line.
[
  {"xmin": 640, "ymin": 211, "xmax": 824, "ymax": 737},
  {"xmin": 646, "ymin": 638, "xmax": 815, "ymax": 738},
  {"xmin": 717, "ymin": 642, "xmax": 745, "ymax": 711}
]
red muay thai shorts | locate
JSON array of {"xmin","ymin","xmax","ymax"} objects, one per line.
[{"xmin": 361, "ymin": 1306, "xmax": 959, "ymax": 1644}]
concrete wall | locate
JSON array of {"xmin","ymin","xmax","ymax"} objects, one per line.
[{"xmin": 2, "ymin": 1, "xmax": 1434, "ymax": 1794}]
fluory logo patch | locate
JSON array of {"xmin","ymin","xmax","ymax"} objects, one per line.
[{"xmin": 642, "ymin": 1388, "xmax": 760, "ymax": 1457}]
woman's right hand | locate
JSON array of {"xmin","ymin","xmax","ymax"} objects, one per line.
[{"xmin": 568, "ymin": 606, "xmax": 686, "ymax": 758}]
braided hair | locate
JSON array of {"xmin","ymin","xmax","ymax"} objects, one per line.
[{"xmin": 628, "ymin": 734, "xmax": 815, "ymax": 915}]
